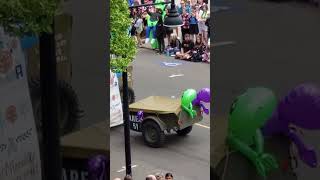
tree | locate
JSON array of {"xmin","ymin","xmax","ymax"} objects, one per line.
[
  {"xmin": 110, "ymin": 0, "xmax": 137, "ymax": 72},
  {"xmin": 0, "ymin": 0, "xmax": 59, "ymax": 37}
]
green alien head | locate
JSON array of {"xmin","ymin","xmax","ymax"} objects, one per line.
[{"xmin": 228, "ymin": 87, "xmax": 277, "ymax": 145}]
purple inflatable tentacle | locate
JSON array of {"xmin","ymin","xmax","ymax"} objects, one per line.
[
  {"xmin": 193, "ymin": 88, "xmax": 210, "ymax": 113},
  {"xmin": 287, "ymin": 130, "xmax": 307, "ymax": 155},
  {"xmin": 287, "ymin": 130, "xmax": 317, "ymax": 167},
  {"xmin": 200, "ymin": 103, "xmax": 209, "ymax": 114}
]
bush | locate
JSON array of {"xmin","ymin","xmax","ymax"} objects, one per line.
[
  {"xmin": 0, "ymin": 0, "xmax": 59, "ymax": 36},
  {"xmin": 110, "ymin": 0, "xmax": 137, "ymax": 72}
]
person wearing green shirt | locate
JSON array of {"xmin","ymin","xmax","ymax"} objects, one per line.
[
  {"xmin": 145, "ymin": 7, "xmax": 161, "ymax": 44},
  {"xmin": 154, "ymin": 0, "xmax": 166, "ymax": 11}
]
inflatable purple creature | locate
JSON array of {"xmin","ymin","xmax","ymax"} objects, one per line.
[
  {"xmin": 192, "ymin": 88, "xmax": 211, "ymax": 115},
  {"xmin": 262, "ymin": 83, "xmax": 320, "ymax": 168},
  {"xmin": 87, "ymin": 155, "xmax": 108, "ymax": 180},
  {"xmin": 137, "ymin": 110, "xmax": 144, "ymax": 121}
]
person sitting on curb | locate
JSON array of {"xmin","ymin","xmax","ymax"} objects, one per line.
[
  {"xmin": 165, "ymin": 34, "xmax": 181, "ymax": 56},
  {"xmin": 175, "ymin": 33, "xmax": 194, "ymax": 60}
]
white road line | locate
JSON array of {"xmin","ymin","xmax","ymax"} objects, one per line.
[
  {"xmin": 169, "ymin": 74, "xmax": 184, "ymax": 78},
  {"xmin": 117, "ymin": 166, "xmax": 125, "ymax": 173},
  {"xmin": 195, "ymin": 123, "xmax": 210, "ymax": 129},
  {"xmin": 117, "ymin": 165, "xmax": 138, "ymax": 173},
  {"xmin": 213, "ymin": 41, "xmax": 236, "ymax": 47}
]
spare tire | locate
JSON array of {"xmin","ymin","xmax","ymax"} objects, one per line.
[
  {"xmin": 120, "ymin": 86, "xmax": 136, "ymax": 104},
  {"xmin": 29, "ymin": 79, "xmax": 83, "ymax": 140}
]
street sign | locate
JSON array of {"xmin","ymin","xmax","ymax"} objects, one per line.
[{"xmin": 110, "ymin": 70, "xmax": 123, "ymax": 127}]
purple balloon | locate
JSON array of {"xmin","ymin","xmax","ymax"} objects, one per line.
[
  {"xmin": 88, "ymin": 155, "xmax": 108, "ymax": 180},
  {"xmin": 192, "ymin": 88, "xmax": 210, "ymax": 115},
  {"xmin": 262, "ymin": 83, "xmax": 320, "ymax": 167},
  {"xmin": 193, "ymin": 88, "xmax": 210, "ymax": 105},
  {"xmin": 137, "ymin": 110, "xmax": 144, "ymax": 121}
]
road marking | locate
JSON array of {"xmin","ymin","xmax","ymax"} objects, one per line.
[
  {"xmin": 163, "ymin": 62, "xmax": 182, "ymax": 67},
  {"xmin": 169, "ymin": 74, "xmax": 184, "ymax": 78},
  {"xmin": 117, "ymin": 165, "xmax": 138, "ymax": 173},
  {"xmin": 213, "ymin": 41, "xmax": 236, "ymax": 47},
  {"xmin": 195, "ymin": 123, "xmax": 210, "ymax": 129}
]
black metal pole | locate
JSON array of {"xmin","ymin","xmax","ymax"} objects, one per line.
[
  {"xmin": 171, "ymin": 0, "xmax": 175, "ymax": 7},
  {"xmin": 129, "ymin": 2, "xmax": 170, "ymax": 8},
  {"xmin": 39, "ymin": 23, "xmax": 62, "ymax": 180},
  {"xmin": 122, "ymin": 71, "xmax": 132, "ymax": 176}
]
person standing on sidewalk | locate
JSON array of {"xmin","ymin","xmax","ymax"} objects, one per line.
[
  {"xmin": 189, "ymin": 10, "xmax": 199, "ymax": 42},
  {"xmin": 134, "ymin": 13, "xmax": 144, "ymax": 47},
  {"xmin": 198, "ymin": 4, "xmax": 209, "ymax": 45},
  {"xmin": 181, "ymin": 8, "xmax": 191, "ymax": 41},
  {"xmin": 156, "ymin": 17, "xmax": 166, "ymax": 54}
]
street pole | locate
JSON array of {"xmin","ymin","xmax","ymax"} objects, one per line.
[
  {"xmin": 123, "ymin": 1, "xmax": 178, "ymax": 176},
  {"xmin": 129, "ymin": 2, "xmax": 170, "ymax": 8},
  {"xmin": 39, "ymin": 23, "xmax": 62, "ymax": 180},
  {"xmin": 122, "ymin": 70, "xmax": 132, "ymax": 176}
]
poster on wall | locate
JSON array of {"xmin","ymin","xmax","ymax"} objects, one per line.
[
  {"xmin": 110, "ymin": 70, "xmax": 123, "ymax": 127},
  {"xmin": 0, "ymin": 27, "xmax": 42, "ymax": 180}
]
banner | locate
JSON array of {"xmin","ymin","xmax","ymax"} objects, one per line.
[
  {"xmin": 110, "ymin": 70, "xmax": 123, "ymax": 127},
  {"xmin": 0, "ymin": 27, "xmax": 42, "ymax": 180}
]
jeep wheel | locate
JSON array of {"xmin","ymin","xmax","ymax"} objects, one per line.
[{"xmin": 142, "ymin": 120, "xmax": 165, "ymax": 148}]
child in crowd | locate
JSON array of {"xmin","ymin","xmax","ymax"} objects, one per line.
[
  {"xmin": 156, "ymin": 17, "xmax": 166, "ymax": 54},
  {"xmin": 198, "ymin": 4, "xmax": 209, "ymax": 45},
  {"xmin": 134, "ymin": 13, "xmax": 144, "ymax": 47},
  {"xmin": 175, "ymin": 33, "xmax": 194, "ymax": 60},
  {"xmin": 181, "ymin": 8, "xmax": 191, "ymax": 41},
  {"xmin": 189, "ymin": 10, "xmax": 199, "ymax": 42},
  {"xmin": 190, "ymin": 35, "xmax": 206, "ymax": 62},
  {"xmin": 166, "ymin": 34, "xmax": 181, "ymax": 56}
]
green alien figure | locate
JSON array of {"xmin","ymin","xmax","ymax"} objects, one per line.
[
  {"xmin": 227, "ymin": 87, "xmax": 279, "ymax": 178},
  {"xmin": 181, "ymin": 89, "xmax": 197, "ymax": 119}
]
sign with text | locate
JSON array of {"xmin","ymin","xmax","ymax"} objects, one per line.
[
  {"xmin": 110, "ymin": 70, "xmax": 123, "ymax": 127},
  {"xmin": 62, "ymin": 158, "xmax": 89, "ymax": 180},
  {"xmin": 0, "ymin": 27, "xmax": 42, "ymax": 180}
]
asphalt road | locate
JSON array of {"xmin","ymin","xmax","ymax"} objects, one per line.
[
  {"xmin": 110, "ymin": 48, "xmax": 210, "ymax": 179},
  {"xmin": 213, "ymin": 0, "xmax": 320, "ymax": 179}
]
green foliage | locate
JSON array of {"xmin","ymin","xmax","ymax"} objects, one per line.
[
  {"xmin": 0, "ymin": 0, "xmax": 59, "ymax": 36},
  {"xmin": 110, "ymin": 0, "xmax": 137, "ymax": 72}
]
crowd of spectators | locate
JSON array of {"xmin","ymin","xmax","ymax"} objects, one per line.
[
  {"xmin": 129, "ymin": 0, "xmax": 210, "ymax": 63},
  {"xmin": 114, "ymin": 172, "xmax": 174, "ymax": 180}
]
